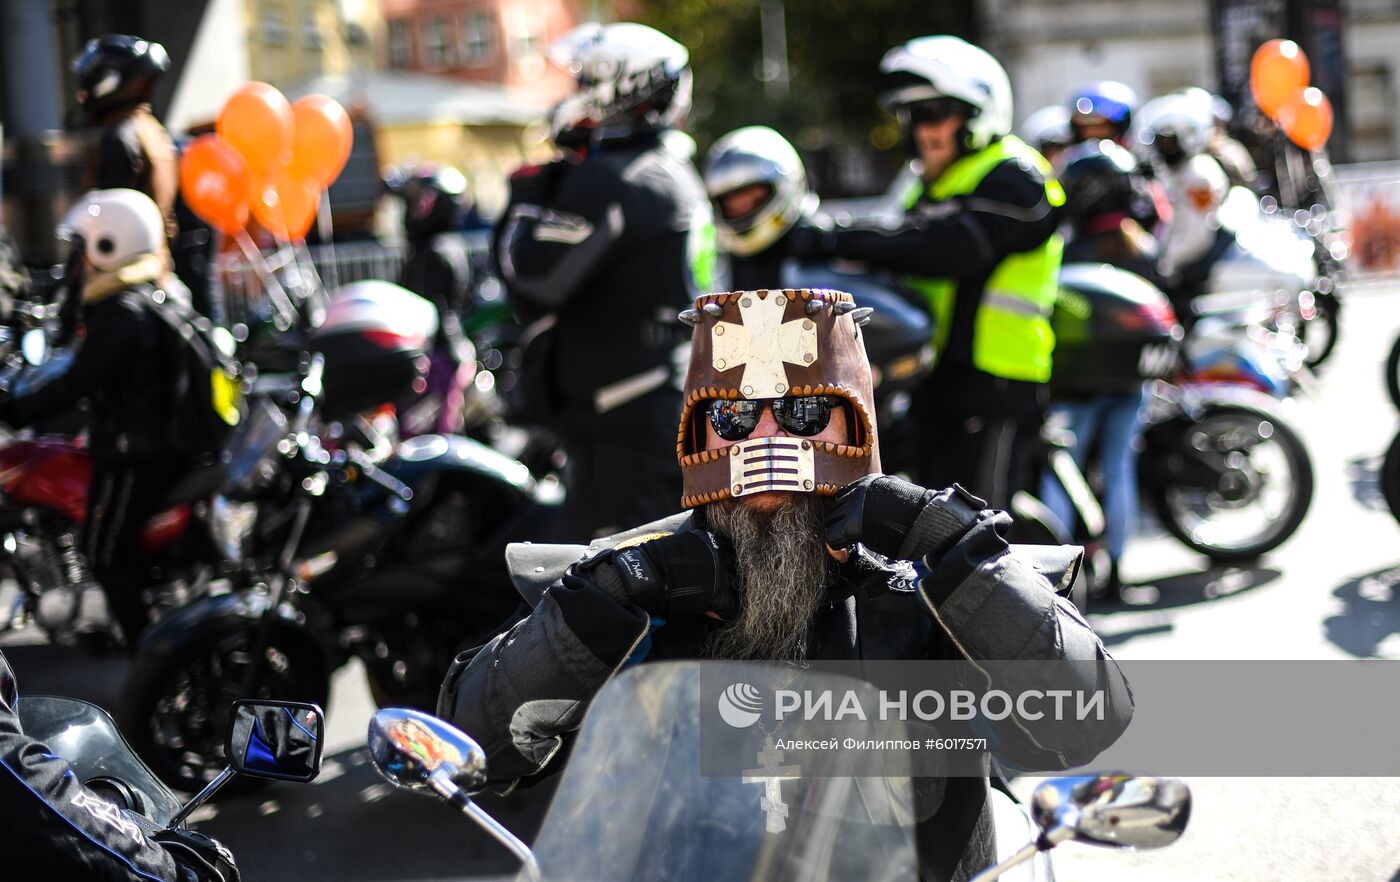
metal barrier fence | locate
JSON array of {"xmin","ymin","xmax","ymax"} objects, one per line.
[{"xmin": 213, "ymin": 231, "xmax": 497, "ymax": 324}]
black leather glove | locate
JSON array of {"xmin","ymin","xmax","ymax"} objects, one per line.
[
  {"xmin": 607, "ymin": 531, "xmax": 738, "ymax": 620},
  {"xmin": 153, "ymin": 828, "xmax": 240, "ymax": 882},
  {"xmin": 826, "ymin": 474, "xmax": 985, "ymax": 561},
  {"xmin": 783, "ymin": 222, "xmax": 839, "ymax": 263}
]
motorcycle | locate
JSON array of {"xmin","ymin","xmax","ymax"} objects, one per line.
[
  {"xmin": 365, "ymin": 662, "xmax": 1191, "ymax": 882},
  {"xmin": 18, "ymin": 691, "xmax": 323, "ymax": 868},
  {"xmin": 120, "ymin": 282, "xmax": 562, "ymax": 792},
  {"xmin": 0, "ymin": 293, "xmax": 231, "ymax": 648},
  {"xmin": 1027, "ymin": 263, "xmax": 1314, "ymax": 574}
]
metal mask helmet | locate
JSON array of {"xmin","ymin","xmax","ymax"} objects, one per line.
[{"xmin": 675, "ymin": 289, "xmax": 880, "ymax": 508}]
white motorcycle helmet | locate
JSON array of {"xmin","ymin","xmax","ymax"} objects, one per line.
[
  {"xmin": 1020, "ymin": 104, "xmax": 1072, "ymax": 156},
  {"xmin": 1135, "ymin": 94, "xmax": 1210, "ymax": 164},
  {"xmin": 878, "ymin": 36, "xmax": 1013, "ymax": 152},
  {"xmin": 548, "ymin": 22, "xmax": 691, "ymax": 137},
  {"xmin": 703, "ymin": 126, "xmax": 817, "ymax": 257},
  {"xmin": 58, "ymin": 188, "xmax": 164, "ymax": 272},
  {"xmin": 547, "ymin": 92, "xmax": 595, "ymax": 150}
]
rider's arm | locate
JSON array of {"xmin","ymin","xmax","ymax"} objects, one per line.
[
  {"xmin": 828, "ymin": 476, "xmax": 1134, "ymax": 770},
  {"xmin": 437, "ymin": 562, "xmax": 651, "ymax": 792},
  {"xmin": 5, "ymin": 295, "xmax": 140, "ymax": 427},
  {"xmin": 813, "ymin": 161, "xmax": 1058, "ymax": 278},
  {"xmin": 493, "ymin": 159, "xmax": 630, "ymax": 313},
  {"xmin": 0, "ymin": 655, "xmax": 194, "ymax": 882}
]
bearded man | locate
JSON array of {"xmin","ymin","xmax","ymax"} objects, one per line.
[{"xmin": 438, "ymin": 289, "xmax": 1132, "ymax": 882}]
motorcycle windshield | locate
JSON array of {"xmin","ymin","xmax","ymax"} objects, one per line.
[
  {"xmin": 529, "ymin": 661, "xmax": 918, "ymax": 882},
  {"xmin": 222, "ymin": 395, "xmax": 289, "ymax": 499},
  {"xmin": 17, "ymin": 695, "xmax": 183, "ymax": 827}
]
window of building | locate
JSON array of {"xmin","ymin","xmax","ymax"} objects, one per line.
[
  {"xmin": 504, "ymin": 8, "xmax": 544, "ymax": 71},
  {"xmin": 423, "ymin": 16, "xmax": 451, "ymax": 69},
  {"xmin": 1350, "ymin": 62, "xmax": 1396, "ymax": 162},
  {"xmin": 260, "ymin": 6, "xmax": 289, "ymax": 46},
  {"xmin": 388, "ymin": 19, "xmax": 413, "ymax": 69},
  {"xmin": 458, "ymin": 11, "xmax": 496, "ymax": 65},
  {"xmin": 301, "ymin": 14, "xmax": 323, "ymax": 51}
]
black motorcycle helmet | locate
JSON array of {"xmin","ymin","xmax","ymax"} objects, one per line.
[
  {"xmin": 1056, "ymin": 139, "xmax": 1139, "ymax": 226},
  {"xmin": 388, "ymin": 164, "xmax": 469, "ymax": 240},
  {"xmin": 72, "ymin": 35, "xmax": 170, "ymax": 119}
]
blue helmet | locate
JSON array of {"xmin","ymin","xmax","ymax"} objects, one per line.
[{"xmin": 1069, "ymin": 81, "xmax": 1139, "ymax": 141}]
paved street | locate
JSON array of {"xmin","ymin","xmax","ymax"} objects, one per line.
[{"xmin": 5, "ymin": 286, "xmax": 1400, "ymax": 880}]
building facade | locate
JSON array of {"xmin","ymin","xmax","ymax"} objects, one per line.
[
  {"xmin": 379, "ymin": 0, "xmax": 584, "ymax": 103},
  {"xmin": 980, "ymin": 0, "xmax": 1400, "ymax": 162}
]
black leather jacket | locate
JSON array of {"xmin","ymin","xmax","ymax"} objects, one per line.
[
  {"xmin": 9, "ymin": 285, "xmax": 176, "ymax": 464},
  {"xmin": 440, "ymin": 500, "xmax": 1133, "ymax": 882},
  {"xmin": 0, "ymin": 650, "xmax": 196, "ymax": 881},
  {"xmin": 492, "ymin": 132, "xmax": 713, "ymax": 438}
]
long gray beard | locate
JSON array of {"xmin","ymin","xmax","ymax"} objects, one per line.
[{"xmin": 702, "ymin": 494, "xmax": 833, "ymax": 661}]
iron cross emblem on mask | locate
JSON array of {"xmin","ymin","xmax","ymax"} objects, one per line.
[
  {"xmin": 711, "ymin": 293, "xmax": 819, "ymax": 398},
  {"xmin": 741, "ymin": 736, "xmax": 801, "ymax": 833}
]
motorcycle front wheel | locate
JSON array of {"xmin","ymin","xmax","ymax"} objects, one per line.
[
  {"xmin": 1143, "ymin": 402, "xmax": 1313, "ymax": 562},
  {"xmin": 1301, "ymin": 292, "xmax": 1340, "ymax": 369},
  {"xmin": 1385, "ymin": 335, "xmax": 1400, "ymax": 412},
  {"xmin": 1380, "ymin": 432, "xmax": 1400, "ymax": 527},
  {"xmin": 120, "ymin": 626, "xmax": 329, "ymax": 792}
]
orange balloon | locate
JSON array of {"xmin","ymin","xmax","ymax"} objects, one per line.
[
  {"xmin": 1279, "ymin": 87, "xmax": 1334, "ymax": 151},
  {"xmin": 217, "ymin": 82, "xmax": 294, "ymax": 179},
  {"xmin": 289, "ymin": 95, "xmax": 354, "ymax": 188},
  {"xmin": 178, "ymin": 135, "xmax": 252, "ymax": 235},
  {"xmin": 251, "ymin": 168, "xmax": 320, "ymax": 240},
  {"xmin": 1250, "ymin": 39, "xmax": 1310, "ymax": 118}
]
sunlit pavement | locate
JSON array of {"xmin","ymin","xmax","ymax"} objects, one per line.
[{"xmin": 5, "ymin": 286, "xmax": 1400, "ymax": 880}]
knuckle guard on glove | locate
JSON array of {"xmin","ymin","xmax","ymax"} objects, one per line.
[
  {"xmin": 153, "ymin": 829, "xmax": 239, "ymax": 882},
  {"xmin": 611, "ymin": 531, "xmax": 736, "ymax": 619},
  {"xmin": 827, "ymin": 474, "xmax": 985, "ymax": 561}
]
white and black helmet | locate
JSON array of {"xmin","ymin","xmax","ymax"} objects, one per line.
[
  {"xmin": 58, "ymin": 189, "xmax": 164, "ymax": 272},
  {"xmin": 549, "ymin": 22, "xmax": 691, "ymax": 137},
  {"xmin": 703, "ymin": 126, "xmax": 816, "ymax": 257},
  {"xmin": 878, "ymin": 36, "xmax": 1013, "ymax": 152}
]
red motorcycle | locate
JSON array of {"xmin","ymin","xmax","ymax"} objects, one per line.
[{"xmin": 0, "ymin": 432, "xmax": 228, "ymax": 647}]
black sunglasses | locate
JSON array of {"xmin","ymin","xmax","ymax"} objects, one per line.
[
  {"xmin": 903, "ymin": 97, "xmax": 971, "ymax": 126},
  {"xmin": 706, "ymin": 395, "xmax": 843, "ymax": 442}
]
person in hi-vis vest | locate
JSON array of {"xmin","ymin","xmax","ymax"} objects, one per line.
[{"xmin": 787, "ymin": 36, "xmax": 1063, "ymax": 509}]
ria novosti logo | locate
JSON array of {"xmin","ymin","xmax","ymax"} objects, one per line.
[{"xmin": 717, "ymin": 682, "xmax": 764, "ymax": 728}]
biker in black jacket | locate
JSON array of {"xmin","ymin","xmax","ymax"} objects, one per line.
[
  {"xmin": 493, "ymin": 22, "xmax": 715, "ymax": 538},
  {"xmin": 0, "ymin": 191, "xmax": 191, "ymax": 646},
  {"xmin": 440, "ymin": 288, "xmax": 1132, "ymax": 882},
  {"xmin": 0, "ymin": 649, "xmax": 237, "ymax": 881}
]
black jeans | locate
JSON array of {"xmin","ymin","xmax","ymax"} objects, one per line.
[
  {"xmin": 84, "ymin": 461, "xmax": 183, "ymax": 646},
  {"xmin": 911, "ymin": 369, "xmax": 1045, "ymax": 512}
]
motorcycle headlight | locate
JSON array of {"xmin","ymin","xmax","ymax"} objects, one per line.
[{"xmin": 209, "ymin": 494, "xmax": 258, "ymax": 561}]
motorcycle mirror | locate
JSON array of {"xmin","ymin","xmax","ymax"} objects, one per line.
[
  {"xmin": 225, "ymin": 699, "xmax": 325, "ymax": 783},
  {"xmin": 368, "ymin": 708, "xmax": 540, "ymax": 880},
  {"xmin": 367, "ymin": 707, "xmax": 487, "ymax": 795},
  {"xmin": 21, "ymin": 329, "xmax": 46, "ymax": 366},
  {"xmin": 1031, "ymin": 773, "xmax": 1191, "ymax": 850}
]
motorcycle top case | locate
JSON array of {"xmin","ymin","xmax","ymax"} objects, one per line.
[
  {"xmin": 1052, "ymin": 263, "xmax": 1183, "ymax": 398},
  {"xmin": 310, "ymin": 281, "xmax": 439, "ymax": 421}
]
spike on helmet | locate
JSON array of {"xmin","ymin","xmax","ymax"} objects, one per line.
[{"xmin": 675, "ymin": 289, "xmax": 880, "ymax": 508}]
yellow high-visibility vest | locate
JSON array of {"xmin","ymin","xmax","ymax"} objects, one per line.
[{"xmin": 903, "ymin": 135, "xmax": 1065, "ymax": 383}]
